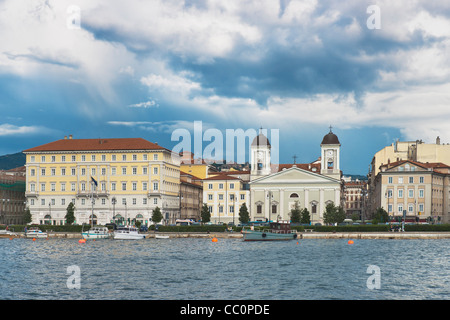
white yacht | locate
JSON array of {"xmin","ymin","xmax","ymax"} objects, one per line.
[
  {"xmin": 113, "ymin": 226, "xmax": 145, "ymax": 240},
  {"xmin": 82, "ymin": 226, "xmax": 111, "ymax": 240},
  {"xmin": 25, "ymin": 227, "xmax": 48, "ymax": 239}
]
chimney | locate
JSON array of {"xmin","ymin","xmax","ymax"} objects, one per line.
[
  {"xmin": 436, "ymin": 136, "xmax": 440, "ymax": 145},
  {"xmin": 64, "ymin": 136, "xmax": 67, "ymax": 139},
  {"xmin": 69, "ymin": 135, "xmax": 73, "ymax": 139}
]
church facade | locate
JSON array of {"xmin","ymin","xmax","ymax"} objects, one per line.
[{"xmin": 249, "ymin": 129, "xmax": 343, "ymax": 224}]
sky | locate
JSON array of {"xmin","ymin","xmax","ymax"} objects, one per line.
[{"xmin": 1, "ymin": 0, "xmax": 450, "ymax": 175}]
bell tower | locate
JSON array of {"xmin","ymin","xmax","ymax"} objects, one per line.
[
  {"xmin": 320, "ymin": 126, "xmax": 341, "ymax": 180},
  {"xmin": 250, "ymin": 129, "xmax": 271, "ymax": 181}
]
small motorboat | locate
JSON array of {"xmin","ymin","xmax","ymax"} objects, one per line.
[
  {"xmin": 82, "ymin": 226, "xmax": 111, "ymax": 240},
  {"xmin": 113, "ymin": 226, "xmax": 145, "ymax": 240},
  {"xmin": 155, "ymin": 235, "xmax": 169, "ymax": 239},
  {"xmin": 25, "ymin": 227, "xmax": 48, "ymax": 239}
]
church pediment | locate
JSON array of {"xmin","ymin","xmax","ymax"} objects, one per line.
[{"xmin": 250, "ymin": 166, "xmax": 340, "ymax": 185}]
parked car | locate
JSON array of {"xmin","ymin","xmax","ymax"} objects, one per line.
[{"xmin": 139, "ymin": 225, "xmax": 148, "ymax": 232}]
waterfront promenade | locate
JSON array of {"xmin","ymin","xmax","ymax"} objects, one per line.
[{"xmin": 2, "ymin": 231, "xmax": 450, "ymax": 239}]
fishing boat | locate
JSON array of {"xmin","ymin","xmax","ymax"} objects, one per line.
[
  {"xmin": 25, "ymin": 227, "xmax": 48, "ymax": 239},
  {"xmin": 113, "ymin": 226, "xmax": 145, "ymax": 240},
  {"xmin": 242, "ymin": 220, "xmax": 298, "ymax": 241},
  {"xmin": 81, "ymin": 226, "xmax": 111, "ymax": 240}
]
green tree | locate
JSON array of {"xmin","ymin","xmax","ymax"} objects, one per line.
[
  {"xmin": 300, "ymin": 208, "xmax": 311, "ymax": 224},
  {"xmin": 290, "ymin": 201, "xmax": 301, "ymax": 223},
  {"xmin": 323, "ymin": 203, "xmax": 346, "ymax": 225},
  {"xmin": 152, "ymin": 206, "xmax": 163, "ymax": 224},
  {"xmin": 201, "ymin": 203, "xmax": 211, "ymax": 223},
  {"xmin": 65, "ymin": 202, "xmax": 76, "ymax": 225},
  {"xmin": 373, "ymin": 207, "xmax": 389, "ymax": 224},
  {"xmin": 239, "ymin": 203, "xmax": 250, "ymax": 224},
  {"xmin": 23, "ymin": 207, "xmax": 32, "ymax": 224}
]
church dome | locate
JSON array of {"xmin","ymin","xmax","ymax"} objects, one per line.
[
  {"xmin": 252, "ymin": 133, "xmax": 270, "ymax": 147},
  {"xmin": 321, "ymin": 128, "xmax": 340, "ymax": 145}
]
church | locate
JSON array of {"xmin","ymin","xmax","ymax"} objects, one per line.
[{"xmin": 249, "ymin": 129, "xmax": 343, "ymax": 224}]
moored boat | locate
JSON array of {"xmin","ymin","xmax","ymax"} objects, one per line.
[
  {"xmin": 25, "ymin": 227, "xmax": 48, "ymax": 239},
  {"xmin": 82, "ymin": 226, "xmax": 111, "ymax": 240},
  {"xmin": 113, "ymin": 226, "xmax": 145, "ymax": 240},
  {"xmin": 242, "ymin": 220, "xmax": 298, "ymax": 241}
]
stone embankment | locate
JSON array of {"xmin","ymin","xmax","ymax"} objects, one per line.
[{"xmin": 1, "ymin": 231, "xmax": 450, "ymax": 239}]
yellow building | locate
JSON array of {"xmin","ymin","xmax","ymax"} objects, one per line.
[
  {"xmin": 23, "ymin": 136, "xmax": 180, "ymax": 226},
  {"xmin": 202, "ymin": 174, "xmax": 250, "ymax": 225}
]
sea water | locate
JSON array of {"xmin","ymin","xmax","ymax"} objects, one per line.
[{"xmin": 0, "ymin": 238, "xmax": 448, "ymax": 300}]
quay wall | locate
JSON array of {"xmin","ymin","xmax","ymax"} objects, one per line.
[{"xmin": 2, "ymin": 232, "xmax": 450, "ymax": 239}]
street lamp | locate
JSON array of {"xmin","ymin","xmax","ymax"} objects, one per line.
[{"xmin": 112, "ymin": 197, "xmax": 116, "ymax": 224}]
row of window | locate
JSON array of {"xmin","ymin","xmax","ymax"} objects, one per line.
[
  {"xmin": 208, "ymin": 205, "xmax": 239, "ymax": 214},
  {"xmin": 386, "ymin": 189, "xmax": 425, "ymax": 198},
  {"xmin": 387, "ymin": 203, "xmax": 425, "ymax": 213},
  {"xmin": 29, "ymin": 182, "xmax": 159, "ymax": 192},
  {"xmin": 29, "ymin": 197, "xmax": 159, "ymax": 206},
  {"xmin": 388, "ymin": 176, "xmax": 425, "ymax": 184},
  {"xmin": 30, "ymin": 166, "xmax": 160, "ymax": 176},
  {"xmin": 30, "ymin": 154, "xmax": 160, "ymax": 163},
  {"xmin": 207, "ymin": 194, "xmax": 246, "ymax": 201},
  {"xmin": 207, "ymin": 183, "xmax": 241, "ymax": 190}
]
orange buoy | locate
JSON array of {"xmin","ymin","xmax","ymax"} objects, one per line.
[
  {"xmin": 212, "ymin": 237, "xmax": 218, "ymax": 242},
  {"xmin": 32, "ymin": 238, "xmax": 36, "ymax": 241},
  {"xmin": 78, "ymin": 239, "xmax": 86, "ymax": 244},
  {"xmin": 296, "ymin": 241, "xmax": 299, "ymax": 245},
  {"xmin": 348, "ymin": 240, "xmax": 354, "ymax": 244}
]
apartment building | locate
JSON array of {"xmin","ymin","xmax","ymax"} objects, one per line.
[
  {"xmin": 203, "ymin": 174, "xmax": 250, "ymax": 224},
  {"xmin": 371, "ymin": 160, "xmax": 450, "ymax": 224},
  {"xmin": 23, "ymin": 136, "xmax": 180, "ymax": 226},
  {"xmin": 343, "ymin": 178, "xmax": 368, "ymax": 220},
  {"xmin": 0, "ymin": 167, "xmax": 26, "ymax": 225}
]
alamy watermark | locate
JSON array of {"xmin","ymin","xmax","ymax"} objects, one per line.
[
  {"xmin": 366, "ymin": 5, "xmax": 381, "ymax": 30},
  {"xmin": 366, "ymin": 265, "xmax": 381, "ymax": 290},
  {"xmin": 171, "ymin": 121, "xmax": 279, "ymax": 165},
  {"xmin": 67, "ymin": 5, "xmax": 81, "ymax": 30},
  {"xmin": 66, "ymin": 265, "xmax": 81, "ymax": 290}
]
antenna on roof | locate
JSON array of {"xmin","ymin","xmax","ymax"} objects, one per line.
[{"xmin": 293, "ymin": 155, "xmax": 297, "ymax": 164}]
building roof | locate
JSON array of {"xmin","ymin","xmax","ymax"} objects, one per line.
[
  {"xmin": 380, "ymin": 159, "xmax": 450, "ymax": 172},
  {"xmin": 251, "ymin": 133, "xmax": 270, "ymax": 147},
  {"xmin": 321, "ymin": 129, "xmax": 340, "ymax": 145},
  {"xmin": 278, "ymin": 163, "xmax": 321, "ymax": 173},
  {"xmin": 202, "ymin": 174, "xmax": 241, "ymax": 181},
  {"xmin": 23, "ymin": 138, "xmax": 168, "ymax": 153}
]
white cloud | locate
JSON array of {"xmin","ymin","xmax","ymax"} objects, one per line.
[{"xmin": 0, "ymin": 123, "xmax": 53, "ymax": 136}]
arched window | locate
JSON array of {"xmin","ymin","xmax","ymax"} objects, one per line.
[{"xmin": 290, "ymin": 193, "xmax": 299, "ymax": 198}]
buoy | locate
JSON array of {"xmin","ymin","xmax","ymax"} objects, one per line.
[
  {"xmin": 32, "ymin": 238, "xmax": 36, "ymax": 241},
  {"xmin": 212, "ymin": 237, "xmax": 218, "ymax": 242},
  {"xmin": 78, "ymin": 239, "xmax": 86, "ymax": 244},
  {"xmin": 9, "ymin": 237, "xmax": 13, "ymax": 240},
  {"xmin": 296, "ymin": 241, "xmax": 299, "ymax": 245},
  {"xmin": 348, "ymin": 240, "xmax": 354, "ymax": 245}
]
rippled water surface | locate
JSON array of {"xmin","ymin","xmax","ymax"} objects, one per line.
[{"xmin": 0, "ymin": 237, "xmax": 449, "ymax": 300}]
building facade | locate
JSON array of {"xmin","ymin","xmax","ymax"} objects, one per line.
[
  {"xmin": 202, "ymin": 174, "xmax": 250, "ymax": 224},
  {"xmin": 343, "ymin": 178, "xmax": 368, "ymax": 221},
  {"xmin": 180, "ymin": 171, "xmax": 203, "ymax": 222},
  {"xmin": 371, "ymin": 160, "xmax": 450, "ymax": 224},
  {"xmin": 23, "ymin": 137, "xmax": 180, "ymax": 226},
  {"xmin": 0, "ymin": 167, "xmax": 26, "ymax": 225}
]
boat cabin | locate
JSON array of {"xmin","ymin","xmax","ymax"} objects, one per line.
[{"xmin": 269, "ymin": 220, "xmax": 292, "ymax": 234}]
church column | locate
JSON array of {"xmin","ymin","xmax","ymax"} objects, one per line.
[
  {"xmin": 335, "ymin": 188, "xmax": 340, "ymax": 206},
  {"xmin": 280, "ymin": 189, "xmax": 284, "ymax": 219},
  {"xmin": 304, "ymin": 189, "xmax": 309, "ymax": 211},
  {"xmin": 319, "ymin": 188, "xmax": 324, "ymax": 218},
  {"xmin": 265, "ymin": 189, "xmax": 270, "ymax": 221}
]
